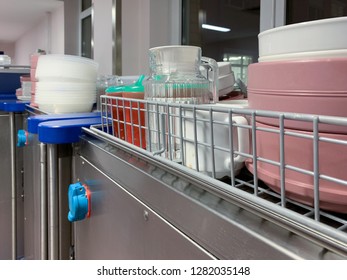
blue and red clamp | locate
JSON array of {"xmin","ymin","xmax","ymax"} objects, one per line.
[{"xmin": 68, "ymin": 182, "xmax": 91, "ymax": 222}]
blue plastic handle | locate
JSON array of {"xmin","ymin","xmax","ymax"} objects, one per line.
[
  {"xmin": 27, "ymin": 112, "xmax": 100, "ymax": 134},
  {"xmin": 68, "ymin": 182, "xmax": 90, "ymax": 222}
]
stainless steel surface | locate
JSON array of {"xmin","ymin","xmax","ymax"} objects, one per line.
[
  {"xmin": 22, "ymin": 108, "xmax": 47, "ymax": 260},
  {"xmin": 22, "ymin": 106, "xmax": 72, "ymax": 260},
  {"xmin": 75, "ymin": 96, "xmax": 347, "ymax": 259},
  {"xmin": 100, "ymin": 96, "xmax": 347, "ymax": 224},
  {"xmin": 0, "ymin": 113, "xmax": 12, "ymax": 259},
  {"xmin": 57, "ymin": 144, "xmax": 72, "ymax": 260},
  {"xmin": 39, "ymin": 142, "xmax": 47, "ymax": 259},
  {"xmin": 0, "ymin": 66, "xmax": 30, "ymax": 73},
  {"xmin": 47, "ymin": 144, "xmax": 58, "ymax": 260},
  {"xmin": 23, "ymin": 127, "xmax": 72, "ymax": 260},
  {"xmin": 76, "ymin": 133, "xmax": 346, "ymax": 259},
  {"xmin": 0, "ymin": 111, "xmax": 24, "ymax": 260},
  {"xmin": 91, "ymin": 3, "xmax": 94, "ymax": 59},
  {"xmin": 112, "ymin": 0, "xmax": 122, "ymax": 75},
  {"xmin": 23, "ymin": 134, "xmax": 44, "ymax": 259},
  {"xmin": 10, "ymin": 112, "xmax": 17, "ymax": 260},
  {"xmin": 74, "ymin": 154, "xmax": 214, "ymax": 260}
]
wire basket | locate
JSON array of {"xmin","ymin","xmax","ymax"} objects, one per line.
[{"xmin": 98, "ymin": 95, "xmax": 347, "ymax": 232}]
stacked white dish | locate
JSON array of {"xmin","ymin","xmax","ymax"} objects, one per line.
[
  {"xmin": 217, "ymin": 62, "xmax": 235, "ymax": 96},
  {"xmin": 35, "ymin": 54, "xmax": 99, "ymax": 113},
  {"xmin": 258, "ymin": 16, "xmax": 347, "ymax": 62}
]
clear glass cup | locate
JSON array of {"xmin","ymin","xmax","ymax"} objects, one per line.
[{"xmin": 144, "ymin": 45, "xmax": 218, "ymax": 162}]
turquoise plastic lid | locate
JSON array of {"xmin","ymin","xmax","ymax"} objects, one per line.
[{"xmin": 106, "ymin": 75, "xmax": 145, "ymax": 93}]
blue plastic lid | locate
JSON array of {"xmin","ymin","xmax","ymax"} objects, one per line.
[
  {"xmin": 0, "ymin": 94, "xmax": 17, "ymax": 100},
  {"xmin": 0, "ymin": 70, "xmax": 29, "ymax": 94},
  {"xmin": 27, "ymin": 112, "xmax": 100, "ymax": 134},
  {"xmin": 0, "ymin": 99, "xmax": 29, "ymax": 112},
  {"xmin": 38, "ymin": 117, "xmax": 101, "ymax": 144}
]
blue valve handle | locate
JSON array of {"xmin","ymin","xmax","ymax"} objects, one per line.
[
  {"xmin": 17, "ymin": 129, "xmax": 28, "ymax": 147},
  {"xmin": 68, "ymin": 182, "xmax": 90, "ymax": 222}
]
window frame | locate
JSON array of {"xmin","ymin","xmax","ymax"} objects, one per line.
[{"xmin": 79, "ymin": 0, "xmax": 94, "ymax": 58}]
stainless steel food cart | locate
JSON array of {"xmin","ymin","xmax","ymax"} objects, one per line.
[
  {"xmin": 69, "ymin": 96, "xmax": 347, "ymax": 259},
  {"xmin": 20, "ymin": 114, "xmax": 101, "ymax": 260}
]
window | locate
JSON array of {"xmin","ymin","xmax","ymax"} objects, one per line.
[
  {"xmin": 223, "ymin": 54, "xmax": 252, "ymax": 83},
  {"xmin": 182, "ymin": 0, "xmax": 260, "ymax": 85},
  {"xmin": 80, "ymin": 0, "xmax": 93, "ymax": 58},
  {"xmin": 81, "ymin": 15, "xmax": 92, "ymax": 58},
  {"xmin": 286, "ymin": 0, "xmax": 347, "ymax": 24},
  {"xmin": 82, "ymin": 0, "xmax": 92, "ymax": 11}
]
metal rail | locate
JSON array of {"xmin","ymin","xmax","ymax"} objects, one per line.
[
  {"xmin": 9, "ymin": 112, "xmax": 17, "ymax": 260},
  {"xmin": 39, "ymin": 143, "xmax": 47, "ymax": 260},
  {"xmin": 47, "ymin": 144, "xmax": 58, "ymax": 260}
]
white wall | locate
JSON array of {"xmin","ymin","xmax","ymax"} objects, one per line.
[
  {"xmin": 14, "ymin": 4, "xmax": 64, "ymax": 65},
  {"xmin": 122, "ymin": 0, "xmax": 150, "ymax": 76},
  {"xmin": 61, "ymin": 0, "xmax": 114, "ymax": 75},
  {"xmin": 92, "ymin": 0, "xmax": 113, "ymax": 75},
  {"xmin": 11, "ymin": 0, "xmax": 180, "ymax": 72},
  {"xmin": 122, "ymin": 0, "xmax": 181, "ymax": 76},
  {"xmin": 14, "ymin": 15, "xmax": 50, "ymax": 65},
  {"xmin": 58, "ymin": 0, "xmax": 180, "ymax": 76},
  {"xmin": 51, "ymin": 4, "xmax": 65, "ymax": 54},
  {"xmin": 150, "ymin": 0, "xmax": 171, "ymax": 48}
]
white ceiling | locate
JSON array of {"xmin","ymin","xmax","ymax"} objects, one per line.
[{"xmin": 0, "ymin": 0, "xmax": 63, "ymax": 43}]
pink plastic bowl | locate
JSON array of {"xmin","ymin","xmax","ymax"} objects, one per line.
[
  {"xmin": 30, "ymin": 68, "xmax": 37, "ymax": 82},
  {"xmin": 246, "ymin": 122, "xmax": 347, "ymax": 213},
  {"xmin": 30, "ymin": 52, "xmax": 45, "ymax": 69},
  {"xmin": 248, "ymin": 58, "xmax": 347, "ymax": 133}
]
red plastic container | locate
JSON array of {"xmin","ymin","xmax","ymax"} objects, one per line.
[
  {"xmin": 106, "ymin": 75, "xmax": 146, "ymax": 148},
  {"xmin": 106, "ymin": 92, "xmax": 125, "ymax": 141},
  {"xmin": 123, "ymin": 92, "xmax": 146, "ymax": 149}
]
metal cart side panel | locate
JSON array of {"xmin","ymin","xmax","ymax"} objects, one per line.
[
  {"xmin": 73, "ymin": 153, "xmax": 213, "ymax": 260},
  {"xmin": 74, "ymin": 131, "xmax": 347, "ymax": 260},
  {"xmin": 23, "ymin": 135, "xmax": 42, "ymax": 259},
  {"xmin": 0, "ymin": 111, "xmax": 24, "ymax": 260}
]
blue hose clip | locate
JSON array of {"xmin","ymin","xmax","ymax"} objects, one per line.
[
  {"xmin": 17, "ymin": 129, "xmax": 28, "ymax": 147},
  {"xmin": 68, "ymin": 182, "xmax": 90, "ymax": 222}
]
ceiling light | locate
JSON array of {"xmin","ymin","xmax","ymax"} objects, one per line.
[
  {"xmin": 229, "ymin": 56, "xmax": 242, "ymax": 61},
  {"xmin": 202, "ymin": 24, "xmax": 230, "ymax": 32}
]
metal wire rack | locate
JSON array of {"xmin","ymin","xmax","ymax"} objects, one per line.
[{"xmin": 97, "ymin": 95, "xmax": 347, "ymax": 234}]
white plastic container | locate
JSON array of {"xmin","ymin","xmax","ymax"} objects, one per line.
[
  {"xmin": 35, "ymin": 81, "xmax": 96, "ymax": 91},
  {"xmin": 21, "ymin": 81, "xmax": 32, "ymax": 97},
  {"xmin": 183, "ymin": 100, "xmax": 250, "ymax": 178},
  {"xmin": 36, "ymin": 54, "xmax": 99, "ymax": 82},
  {"xmin": 259, "ymin": 16, "xmax": 347, "ymax": 61},
  {"xmin": 35, "ymin": 94, "xmax": 96, "ymax": 104},
  {"xmin": 0, "ymin": 54, "xmax": 11, "ymax": 65},
  {"xmin": 217, "ymin": 62, "xmax": 235, "ymax": 96},
  {"xmin": 37, "ymin": 103, "xmax": 94, "ymax": 114}
]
